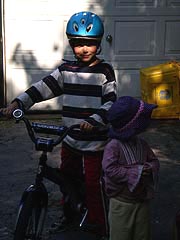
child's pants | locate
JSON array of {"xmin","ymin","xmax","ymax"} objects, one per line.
[
  {"xmin": 60, "ymin": 142, "xmax": 106, "ymax": 235},
  {"xmin": 109, "ymin": 197, "xmax": 151, "ymax": 240}
]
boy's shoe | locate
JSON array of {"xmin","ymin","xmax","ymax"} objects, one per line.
[
  {"xmin": 48, "ymin": 216, "xmax": 76, "ymax": 233},
  {"xmin": 99, "ymin": 236, "xmax": 109, "ymax": 240},
  {"xmin": 80, "ymin": 222, "xmax": 108, "ymax": 239},
  {"xmin": 81, "ymin": 222, "xmax": 101, "ymax": 233}
]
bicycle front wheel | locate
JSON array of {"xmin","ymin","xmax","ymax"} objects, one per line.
[{"xmin": 13, "ymin": 192, "xmax": 47, "ymax": 240}]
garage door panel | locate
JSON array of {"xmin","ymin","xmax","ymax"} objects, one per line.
[
  {"xmin": 106, "ymin": 16, "xmax": 180, "ymax": 61},
  {"xmin": 115, "ymin": 0, "xmax": 156, "ymax": 7},
  {"xmin": 114, "ymin": 20, "xmax": 155, "ymax": 56},
  {"xmin": 165, "ymin": 21, "xmax": 180, "ymax": 54},
  {"xmin": 167, "ymin": 0, "xmax": 180, "ymax": 7},
  {"xmin": 110, "ymin": 0, "xmax": 180, "ymax": 15}
]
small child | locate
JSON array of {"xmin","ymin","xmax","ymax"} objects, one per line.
[{"xmin": 102, "ymin": 96, "xmax": 160, "ymax": 240}]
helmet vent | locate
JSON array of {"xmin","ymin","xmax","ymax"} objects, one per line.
[
  {"xmin": 86, "ymin": 23, "xmax": 93, "ymax": 33},
  {"xmin": 81, "ymin": 19, "xmax": 85, "ymax": 24},
  {"xmin": 73, "ymin": 23, "xmax": 79, "ymax": 32}
]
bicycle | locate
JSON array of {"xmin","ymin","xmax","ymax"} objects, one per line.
[{"xmin": 12, "ymin": 109, "xmax": 109, "ymax": 240}]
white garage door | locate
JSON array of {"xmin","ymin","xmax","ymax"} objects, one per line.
[{"xmin": 3, "ymin": 0, "xmax": 180, "ymax": 110}]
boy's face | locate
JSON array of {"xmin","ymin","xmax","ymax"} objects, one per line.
[{"xmin": 71, "ymin": 39, "xmax": 99, "ymax": 64}]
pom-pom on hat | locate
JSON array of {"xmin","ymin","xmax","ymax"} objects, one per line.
[{"xmin": 107, "ymin": 96, "xmax": 157, "ymax": 140}]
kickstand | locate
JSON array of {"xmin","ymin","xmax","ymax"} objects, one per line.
[{"xmin": 79, "ymin": 209, "xmax": 88, "ymax": 227}]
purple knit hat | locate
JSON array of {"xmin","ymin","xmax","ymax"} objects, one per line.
[{"xmin": 107, "ymin": 96, "xmax": 157, "ymax": 140}]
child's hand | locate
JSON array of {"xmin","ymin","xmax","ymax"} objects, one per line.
[
  {"xmin": 80, "ymin": 121, "xmax": 94, "ymax": 132},
  {"xmin": 0, "ymin": 101, "xmax": 19, "ymax": 118}
]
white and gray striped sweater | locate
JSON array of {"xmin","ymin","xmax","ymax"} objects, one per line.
[{"xmin": 15, "ymin": 60, "xmax": 117, "ymax": 152}]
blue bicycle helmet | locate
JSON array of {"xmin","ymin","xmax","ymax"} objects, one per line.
[{"xmin": 66, "ymin": 11, "xmax": 104, "ymax": 41}]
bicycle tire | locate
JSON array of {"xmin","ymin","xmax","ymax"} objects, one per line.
[{"xmin": 13, "ymin": 192, "xmax": 47, "ymax": 240}]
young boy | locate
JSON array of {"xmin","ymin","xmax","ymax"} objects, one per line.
[
  {"xmin": 102, "ymin": 96, "xmax": 160, "ymax": 240},
  {"xmin": 0, "ymin": 11, "xmax": 117, "ymax": 236}
]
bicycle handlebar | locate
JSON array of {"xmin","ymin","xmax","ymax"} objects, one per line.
[
  {"xmin": 32, "ymin": 122, "xmax": 68, "ymax": 136},
  {"xmin": 12, "ymin": 109, "xmax": 81, "ymax": 150},
  {"xmin": 12, "ymin": 109, "xmax": 108, "ymax": 152}
]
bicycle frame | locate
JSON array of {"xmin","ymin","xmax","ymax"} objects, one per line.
[
  {"xmin": 16, "ymin": 151, "xmax": 49, "ymax": 222},
  {"xmin": 12, "ymin": 110, "xmax": 82, "ymax": 240},
  {"xmin": 12, "ymin": 109, "xmax": 109, "ymax": 240}
]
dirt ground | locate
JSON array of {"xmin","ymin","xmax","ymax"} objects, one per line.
[{"xmin": 1, "ymin": 114, "xmax": 180, "ymax": 240}]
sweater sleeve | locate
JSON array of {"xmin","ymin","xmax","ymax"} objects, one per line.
[
  {"xmin": 15, "ymin": 68, "xmax": 63, "ymax": 110},
  {"xmin": 86, "ymin": 63, "xmax": 117, "ymax": 126}
]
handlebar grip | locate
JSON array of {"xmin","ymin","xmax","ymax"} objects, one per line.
[
  {"xmin": 92, "ymin": 125, "xmax": 109, "ymax": 134},
  {"xmin": 13, "ymin": 109, "xmax": 24, "ymax": 120}
]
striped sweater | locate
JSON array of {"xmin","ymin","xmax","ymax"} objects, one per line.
[{"xmin": 16, "ymin": 60, "xmax": 117, "ymax": 152}]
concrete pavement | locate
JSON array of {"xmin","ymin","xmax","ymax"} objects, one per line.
[{"xmin": 0, "ymin": 114, "xmax": 180, "ymax": 240}]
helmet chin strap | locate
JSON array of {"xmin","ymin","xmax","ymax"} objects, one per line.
[{"xmin": 96, "ymin": 45, "xmax": 102, "ymax": 55}]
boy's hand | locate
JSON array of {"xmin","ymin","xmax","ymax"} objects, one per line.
[
  {"xmin": 80, "ymin": 121, "xmax": 94, "ymax": 132},
  {"xmin": 0, "ymin": 101, "xmax": 19, "ymax": 118}
]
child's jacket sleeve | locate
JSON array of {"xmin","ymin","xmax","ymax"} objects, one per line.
[{"xmin": 102, "ymin": 138, "xmax": 160, "ymax": 198}]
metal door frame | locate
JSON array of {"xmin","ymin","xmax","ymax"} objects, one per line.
[{"xmin": 0, "ymin": 0, "xmax": 4, "ymax": 107}]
